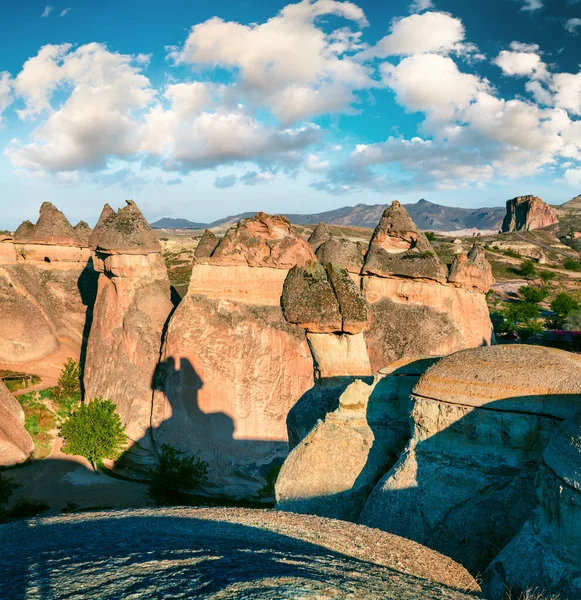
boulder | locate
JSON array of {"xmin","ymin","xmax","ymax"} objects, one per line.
[
  {"xmin": 276, "ymin": 379, "xmax": 397, "ymax": 521},
  {"xmin": 447, "ymin": 244, "xmax": 494, "ymax": 293},
  {"xmin": 315, "ymin": 237, "xmax": 367, "ymax": 274},
  {"xmin": 501, "ymin": 195, "xmax": 558, "ymax": 232},
  {"xmin": 358, "ymin": 345, "xmax": 581, "ymax": 575},
  {"xmin": 362, "ymin": 201, "xmax": 448, "ymax": 283},
  {"xmin": 483, "ymin": 411, "xmax": 581, "ymax": 600},
  {"xmin": 307, "ymin": 221, "xmax": 332, "ymax": 250},
  {"xmin": 84, "ymin": 202, "xmax": 173, "ymax": 458},
  {"xmin": 0, "ymin": 379, "xmax": 34, "ymax": 466},
  {"xmin": 193, "ymin": 229, "xmax": 219, "ymax": 263}
]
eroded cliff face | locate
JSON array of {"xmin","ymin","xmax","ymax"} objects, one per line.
[
  {"xmin": 358, "ymin": 345, "xmax": 581, "ymax": 575},
  {"xmin": 360, "ymin": 202, "xmax": 494, "ymax": 371},
  {"xmin": 501, "ymin": 194, "xmax": 558, "ymax": 232},
  {"xmin": 0, "ymin": 203, "xmax": 96, "ymax": 367},
  {"xmin": 154, "ymin": 213, "xmax": 315, "ymax": 498},
  {"xmin": 84, "ymin": 202, "xmax": 173, "ymax": 457},
  {"xmin": 0, "ymin": 379, "xmax": 34, "ymax": 466}
]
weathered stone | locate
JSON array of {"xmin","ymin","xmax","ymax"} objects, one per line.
[
  {"xmin": 483, "ymin": 411, "xmax": 581, "ymax": 600},
  {"xmin": 501, "ymin": 195, "xmax": 558, "ymax": 232},
  {"xmin": 209, "ymin": 212, "xmax": 315, "ymax": 268},
  {"xmin": 307, "ymin": 221, "xmax": 332, "ymax": 250},
  {"xmin": 26, "ymin": 202, "xmax": 80, "ymax": 247},
  {"xmin": 193, "ymin": 229, "xmax": 219, "ymax": 263},
  {"xmin": 73, "ymin": 221, "xmax": 92, "ymax": 246},
  {"xmin": 0, "ymin": 379, "xmax": 34, "ymax": 466},
  {"xmin": 362, "ymin": 201, "xmax": 448, "ymax": 282},
  {"xmin": 13, "ymin": 220, "xmax": 34, "ymax": 241},
  {"xmin": 447, "ymin": 244, "xmax": 494, "ymax": 293},
  {"xmin": 315, "ymin": 237, "xmax": 367, "ymax": 273},
  {"xmin": 359, "ymin": 345, "xmax": 581, "ymax": 575},
  {"xmin": 306, "ymin": 332, "xmax": 371, "ymax": 378}
]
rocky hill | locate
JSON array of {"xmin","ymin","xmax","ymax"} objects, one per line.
[{"xmin": 151, "ymin": 199, "xmax": 506, "ymax": 232}]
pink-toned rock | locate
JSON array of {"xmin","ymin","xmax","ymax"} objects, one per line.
[
  {"xmin": 0, "ymin": 237, "xmax": 16, "ymax": 265},
  {"xmin": 0, "ymin": 379, "xmax": 34, "ymax": 466},
  {"xmin": 501, "ymin": 195, "xmax": 558, "ymax": 232},
  {"xmin": 447, "ymin": 245, "xmax": 494, "ymax": 293},
  {"xmin": 84, "ymin": 202, "xmax": 173, "ymax": 455},
  {"xmin": 209, "ymin": 212, "xmax": 315, "ymax": 268}
]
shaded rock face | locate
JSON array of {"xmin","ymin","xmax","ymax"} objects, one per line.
[
  {"xmin": 447, "ymin": 245, "xmax": 494, "ymax": 293},
  {"xmin": 155, "ymin": 213, "xmax": 315, "ymax": 498},
  {"xmin": 276, "ymin": 379, "xmax": 404, "ymax": 521},
  {"xmin": 483, "ymin": 411, "xmax": 581, "ymax": 600},
  {"xmin": 358, "ymin": 345, "xmax": 581, "ymax": 575},
  {"xmin": 307, "ymin": 221, "xmax": 332, "ymax": 250},
  {"xmin": 0, "ymin": 379, "xmax": 34, "ymax": 466},
  {"xmin": 501, "ymin": 195, "xmax": 558, "ymax": 232},
  {"xmin": 315, "ymin": 237, "xmax": 367, "ymax": 274},
  {"xmin": 84, "ymin": 203, "xmax": 173, "ymax": 453},
  {"xmin": 193, "ymin": 229, "xmax": 219, "ymax": 263}
]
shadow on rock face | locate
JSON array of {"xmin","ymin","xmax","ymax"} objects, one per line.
[{"xmin": 77, "ymin": 256, "xmax": 98, "ymax": 397}]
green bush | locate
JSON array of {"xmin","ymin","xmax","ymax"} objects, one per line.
[
  {"xmin": 519, "ymin": 285, "xmax": 548, "ymax": 304},
  {"xmin": 60, "ymin": 398, "xmax": 127, "ymax": 468},
  {"xmin": 148, "ymin": 444, "xmax": 209, "ymax": 506},
  {"xmin": 564, "ymin": 258, "xmax": 581, "ymax": 271},
  {"xmin": 425, "ymin": 231, "xmax": 437, "ymax": 242},
  {"xmin": 539, "ymin": 270, "xmax": 556, "ymax": 283},
  {"xmin": 6, "ymin": 497, "xmax": 49, "ymax": 520},
  {"xmin": 564, "ymin": 310, "xmax": 581, "ymax": 332},
  {"xmin": 54, "ymin": 358, "xmax": 81, "ymax": 403},
  {"xmin": 547, "ymin": 293, "xmax": 581, "ymax": 329},
  {"xmin": 520, "ymin": 260, "xmax": 536, "ymax": 279},
  {"xmin": 500, "ymin": 302, "xmax": 541, "ymax": 335}
]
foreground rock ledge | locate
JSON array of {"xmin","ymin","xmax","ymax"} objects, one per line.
[{"xmin": 0, "ymin": 508, "xmax": 480, "ymax": 599}]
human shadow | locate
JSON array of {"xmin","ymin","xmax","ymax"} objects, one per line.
[{"xmin": 0, "ymin": 511, "xmax": 482, "ymax": 600}]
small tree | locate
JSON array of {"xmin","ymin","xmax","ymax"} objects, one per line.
[
  {"xmin": 54, "ymin": 358, "xmax": 81, "ymax": 403},
  {"xmin": 425, "ymin": 231, "xmax": 437, "ymax": 242},
  {"xmin": 564, "ymin": 258, "xmax": 581, "ymax": 272},
  {"xmin": 564, "ymin": 310, "xmax": 581, "ymax": 332},
  {"xmin": 539, "ymin": 270, "xmax": 556, "ymax": 284},
  {"xmin": 60, "ymin": 398, "xmax": 127, "ymax": 469},
  {"xmin": 519, "ymin": 285, "xmax": 549, "ymax": 304},
  {"xmin": 520, "ymin": 260, "xmax": 536, "ymax": 279},
  {"xmin": 148, "ymin": 444, "xmax": 208, "ymax": 506},
  {"xmin": 502, "ymin": 302, "xmax": 541, "ymax": 334},
  {"xmin": 548, "ymin": 292, "xmax": 581, "ymax": 329}
]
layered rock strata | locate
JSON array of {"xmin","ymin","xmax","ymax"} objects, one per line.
[
  {"xmin": 154, "ymin": 213, "xmax": 315, "ymax": 498},
  {"xmin": 84, "ymin": 201, "xmax": 173, "ymax": 455},
  {"xmin": 361, "ymin": 202, "xmax": 494, "ymax": 371},
  {"xmin": 483, "ymin": 411, "xmax": 581, "ymax": 600},
  {"xmin": 0, "ymin": 379, "xmax": 34, "ymax": 466},
  {"xmin": 358, "ymin": 345, "xmax": 581, "ymax": 575},
  {"xmin": 502, "ymin": 194, "xmax": 558, "ymax": 232}
]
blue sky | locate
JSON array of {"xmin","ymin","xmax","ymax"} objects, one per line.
[{"xmin": 0, "ymin": 0, "xmax": 580, "ymax": 228}]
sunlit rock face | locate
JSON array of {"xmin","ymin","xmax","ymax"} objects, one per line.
[
  {"xmin": 0, "ymin": 379, "xmax": 34, "ymax": 466},
  {"xmin": 501, "ymin": 194, "xmax": 558, "ymax": 232},
  {"xmin": 0, "ymin": 203, "xmax": 96, "ymax": 366},
  {"xmin": 84, "ymin": 201, "xmax": 173, "ymax": 457},
  {"xmin": 361, "ymin": 202, "xmax": 494, "ymax": 371},
  {"xmin": 154, "ymin": 213, "xmax": 315, "ymax": 499},
  {"xmin": 483, "ymin": 410, "xmax": 581, "ymax": 600},
  {"xmin": 358, "ymin": 345, "xmax": 581, "ymax": 575}
]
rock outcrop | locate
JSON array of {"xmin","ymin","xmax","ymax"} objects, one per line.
[
  {"xmin": 193, "ymin": 229, "xmax": 219, "ymax": 262},
  {"xmin": 315, "ymin": 237, "xmax": 367, "ymax": 274},
  {"xmin": 361, "ymin": 202, "xmax": 494, "ymax": 371},
  {"xmin": 307, "ymin": 221, "xmax": 332, "ymax": 250},
  {"xmin": 447, "ymin": 244, "xmax": 494, "ymax": 293},
  {"xmin": 84, "ymin": 201, "xmax": 173, "ymax": 457},
  {"xmin": 483, "ymin": 410, "xmax": 581, "ymax": 600},
  {"xmin": 154, "ymin": 213, "xmax": 315, "ymax": 498},
  {"xmin": 358, "ymin": 345, "xmax": 581, "ymax": 575},
  {"xmin": 501, "ymin": 195, "xmax": 558, "ymax": 232},
  {"xmin": 0, "ymin": 379, "xmax": 34, "ymax": 466},
  {"xmin": 0, "ymin": 508, "xmax": 480, "ymax": 599}
]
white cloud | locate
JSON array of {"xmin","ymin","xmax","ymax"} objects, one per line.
[
  {"xmin": 60, "ymin": 8, "xmax": 72, "ymax": 17},
  {"xmin": 41, "ymin": 5, "xmax": 53, "ymax": 17},
  {"xmin": 0, "ymin": 72, "xmax": 12, "ymax": 124},
  {"xmin": 519, "ymin": 0, "xmax": 543, "ymax": 11},
  {"xmin": 566, "ymin": 18, "xmax": 581, "ymax": 34},
  {"xmin": 409, "ymin": 0, "xmax": 434, "ymax": 13},
  {"xmin": 168, "ymin": 0, "xmax": 372, "ymax": 124},
  {"xmin": 493, "ymin": 42, "xmax": 547, "ymax": 79},
  {"xmin": 564, "ymin": 168, "xmax": 581, "ymax": 187},
  {"xmin": 306, "ymin": 153, "xmax": 330, "ymax": 172}
]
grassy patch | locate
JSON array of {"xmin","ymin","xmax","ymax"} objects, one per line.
[
  {"xmin": 18, "ymin": 391, "xmax": 56, "ymax": 459},
  {"xmin": 0, "ymin": 370, "xmax": 41, "ymax": 392}
]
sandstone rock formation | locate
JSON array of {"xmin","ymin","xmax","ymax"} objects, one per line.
[
  {"xmin": 84, "ymin": 201, "xmax": 173, "ymax": 457},
  {"xmin": 0, "ymin": 203, "xmax": 96, "ymax": 366},
  {"xmin": 358, "ymin": 345, "xmax": 581, "ymax": 575},
  {"xmin": 307, "ymin": 221, "xmax": 332, "ymax": 250},
  {"xmin": 0, "ymin": 508, "xmax": 479, "ymax": 599},
  {"xmin": 361, "ymin": 202, "xmax": 494, "ymax": 371},
  {"xmin": 315, "ymin": 237, "xmax": 367, "ymax": 274},
  {"xmin": 447, "ymin": 244, "xmax": 494, "ymax": 293},
  {"xmin": 0, "ymin": 379, "xmax": 34, "ymax": 466},
  {"xmin": 483, "ymin": 410, "xmax": 581, "ymax": 600},
  {"xmin": 501, "ymin": 195, "xmax": 558, "ymax": 232},
  {"xmin": 154, "ymin": 213, "xmax": 315, "ymax": 498},
  {"xmin": 193, "ymin": 229, "xmax": 219, "ymax": 262}
]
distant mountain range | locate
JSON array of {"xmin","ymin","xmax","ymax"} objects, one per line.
[{"xmin": 150, "ymin": 199, "xmax": 507, "ymax": 232}]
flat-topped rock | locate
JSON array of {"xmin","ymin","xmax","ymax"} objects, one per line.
[
  {"xmin": 0, "ymin": 507, "xmax": 479, "ymax": 599},
  {"xmin": 194, "ymin": 229, "xmax": 220, "ymax": 262},
  {"xmin": 362, "ymin": 201, "xmax": 447, "ymax": 282},
  {"xmin": 307, "ymin": 222, "xmax": 332, "ymax": 250},
  {"xmin": 89, "ymin": 201, "xmax": 161, "ymax": 255},
  {"xmin": 209, "ymin": 212, "xmax": 315, "ymax": 268},
  {"xmin": 502, "ymin": 195, "xmax": 558, "ymax": 232},
  {"xmin": 447, "ymin": 245, "xmax": 494, "ymax": 293}
]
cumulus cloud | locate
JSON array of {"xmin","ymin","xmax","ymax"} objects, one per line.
[
  {"xmin": 0, "ymin": 72, "xmax": 12, "ymax": 124},
  {"xmin": 564, "ymin": 168, "xmax": 581, "ymax": 187},
  {"xmin": 168, "ymin": 0, "xmax": 372, "ymax": 124},
  {"xmin": 565, "ymin": 18, "xmax": 581, "ymax": 34},
  {"xmin": 493, "ymin": 42, "xmax": 547, "ymax": 79}
]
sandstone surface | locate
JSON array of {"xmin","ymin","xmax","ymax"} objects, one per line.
[
  {"xmin": 0, "ymin": 379, "xmax": 34, "ymax": 466},
  {"xmin": 194, "ymin": 229, "xmax": 220, "ymax": 262},
  {"xmin": 447, "ymin": 245, "xmax": 494, "ymax": 293},
  {"xmin": 501, "ymin": 195, "xmax": 558, "ymax": 232},
  {"xmin": 315, "ymin": 237, "xmax": 367, "ymax": 273},
  {"xmin": 0, "ymin": 507, "xmax": 480, "ymax": 599},
  {"xmin": 358, "ymin": 345, "xmax": 581, "ymax": 575},
  {"xmin": 307, "ymin": 221, "xmax": 332, "ymax": 250}
]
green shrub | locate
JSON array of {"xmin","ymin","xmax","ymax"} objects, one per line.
[
  {"xmin": 548, "ymin": 292, "xmax": 581, "ymax": 329},
  {"xmin": 425, "ymin": 231, "xmax": 437, "ymax": 242},
  {"xmin": 564, "ymin": 258, "xmax": 581, "ymax": 271},
  {"xmin": 519, "ymin": 285, "xmax": 549, "ymax": 304},
  {"xmin": 6, "ymin": 497, "xmax": 49, "ymax": 520},
  {"xmin": 500, "ymin": 302, "xmax": 541, "ymax": 334},
  {"xmin": 54, "ymin": 358, "xmax": 81, "ymax": 404},
  {"xmin": 503, "ymin": 249, "xmax": 521, "ymax": 259},
  {"xmin": 564, "ymin": 310, "xmax": 581, "ymax": 332},
  {"xmin": 148, "ymin": 444, "xmax": 209, "ymax": 506},
  {"xmin": 520, "ymin": 260, "xmax": 536, "ymax": 279},
  {"xmin": 60, "ymin": 398, "xmax": 127, "ymax": 468},
  {"xmin": 539, "ymin": 270, "xmax": 556, "ymax": 283}
]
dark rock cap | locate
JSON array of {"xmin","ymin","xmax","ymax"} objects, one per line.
[
  {"xmin": 362, "ymin": 201, "xmax": 447, "ymax": 282},
  {"xmin": 13, "ymin": 220, "xmax": 35, "ymax": 241},
  {"xmin": 194, "ymin": 229, "xmax": 220, "ymax": 263},
  {"xmin": 307, "ymin": 222, "xmax": 332, "ymax": 250},
  {"xmin": 16, "ymin": 202, "xmax": 80, "ymax": 246},
  {"xmin": 89, "ymin": 201, "xmax": 161, "ymax": 254},
  {"xmin": 315, "ymin": 237, "xmax": 367, "ymax": 274},
  {"xmin": 73, "ymin": 221, "xmax": 92, "ymax": 246}
]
